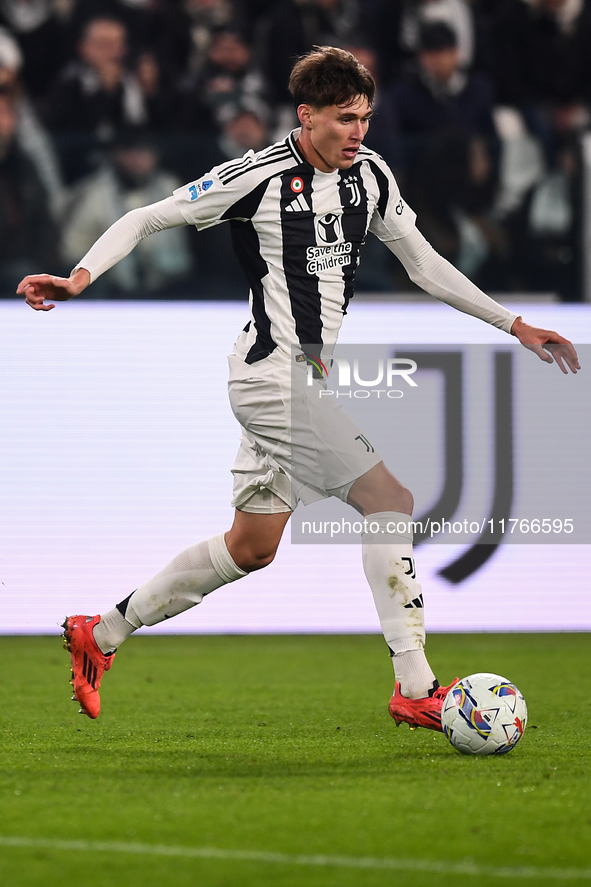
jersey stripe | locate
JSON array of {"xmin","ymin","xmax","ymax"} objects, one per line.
[
  {"xmin": 222, "ymin": 178, "xmax": 278, "ymax": 363},
  {"xmin": 217, "ymin": 144, "xmax": 291, "ymax": 182},
  {"xmin": 280, "ymin": 167, "xmax": 323, "ymax": 350},
  {"xmin": 232, "ymin": 217, "xmax": 277, "ymax": 364},
  {"xmin": 366, "ymin": 158, "xmax": 389, "ymax": 220},
  {"xmin": 219, "ymin": 148, "xmax": 293, "ymax": 185},
  {"xmin": 216, "ymin": 155, "xmax": 253, "ymax": 180},
  {"xmin": 338, "ymin": 162, "xmax": 369, "ymax": 315},
  {"xmin": 221, "ymin": 177, "xmax": 271, "ymax": 221}
]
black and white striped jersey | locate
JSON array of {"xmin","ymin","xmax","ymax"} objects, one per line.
[{"xmin": 174, "ymin": 130, "xmax": 416, "ymax": 364}]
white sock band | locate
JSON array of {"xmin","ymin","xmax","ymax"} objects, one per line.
[
  {"xmin": 93, "ymin": 607, "xmax": 136, "ymax": 653},
  {"xmin": 361, "ymin": 510, "xmax": 414, "ymax": 544},
  {"xmin": 209, "ymin": 532, "xmax": 247, "ymax": 584},
  {"xmin": 125, "ymin": 534, "xmax": 246, "ymax": 627},
  {"xmin": 392, "ymin": 649, "xmax": 437, "ymax": 699}
]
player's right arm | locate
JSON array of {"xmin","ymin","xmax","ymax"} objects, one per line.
[
  {"xmin": 17, "ymin": 195, "xmax": 188, "ymax": 310},
  {"xmin": 17, "ymin": 154, "xmax": 260, "ymax": 311}
]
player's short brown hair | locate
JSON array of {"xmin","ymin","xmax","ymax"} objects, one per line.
[{"xmin": 289, "ymin": 46, "xmax": 375, "ymax": 110}]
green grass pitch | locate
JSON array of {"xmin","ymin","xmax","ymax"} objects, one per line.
[{"xmin": 0, "ymin": 633, "xmax": 590, "ymax": 887}]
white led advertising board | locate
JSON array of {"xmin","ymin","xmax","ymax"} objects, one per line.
[{"xmin": 1, "ymin": 300, "xmax": 590, "ymax": 634}]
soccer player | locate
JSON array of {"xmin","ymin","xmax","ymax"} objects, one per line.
[{"xmin": 18, "ymin": 47, "xmax": 579, "ymax": 727}]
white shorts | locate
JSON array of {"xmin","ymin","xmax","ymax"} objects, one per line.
[{"xmin": 228, "ymin": 350, "xmax": 382, "ymax": 513}]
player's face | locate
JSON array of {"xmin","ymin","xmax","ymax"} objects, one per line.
[{"xmin": 297, "ymin": 96, "xmax": 372, "ymax": 172}]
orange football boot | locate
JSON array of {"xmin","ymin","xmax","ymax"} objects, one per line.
[
  {"xmin": 62, "ymin": 615, "xmax": 115, "ymax": 719},
  {"xmin": 389, "ymin": 679, "xmax": 459, "ymax": 731}
]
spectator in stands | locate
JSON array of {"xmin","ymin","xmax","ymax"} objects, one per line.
[
  {"xmin": 492, "ymin": 0, "xmax": 591, "ymax": 108},
  {"xmin": 0, "ymin": 27, "xmax": 66, "ymax": 219},
  {"xmin": 177, "ymin": 27, "xmax": 269, "ymax": 132},
  {"xmin": 0, "ymin": 0, "xmax": 72, "ymax": 100},
  {"xmin": 502, "ymin": 131, "xmax": 582, "ymax": 300},
  {"xmin": 218, "ymin": 104, "xmax": 268, "ymax": 157},
  {"xmin": 398, "ymin": 0, "xmax": 479, "ymax": 72},
  {"xmin": 44, "ymin": 17, "xmax": 148, "ymax": 140},
  {"xmin": 182, "ymin": 102, "xmax": 268, "ymax": 296},
  {"xmin": 408, "ymin": 129, "xmax": 505, "ymax": 286},
  {"xmin": 524, "ymin": 134, "xmax": 581, "ymax": 301},
  {"xmin": 387, "ymin": 22, "xmax": 496, "ymax": 142},
  {"xmin": 180, "ymin": 0, "xmax": 247, "ymax": 74},
  {"xmin": 384, "ymin": 23, "xmax": 501, "ymax": 283},
  {"xmin": 134, "ymin": 49, "xmax": 179, "ymax": 131},
  {"xmin": 490, "ymin": 0, "xmax": 591, "ymax": 171},
  {"xmin": 364, "ymin": 0, "xmax": 492, "ymax": 89},
  {"xmin": 0, "ymin": 88, "xmax": 59, "ymax": 292},
  {"xmin": 61, "ymin": 130, "xmax": 192, "ymax": 294},
  {"xmin": 69, "ymin": 0, "xmax": 190, "ymax": 84}
]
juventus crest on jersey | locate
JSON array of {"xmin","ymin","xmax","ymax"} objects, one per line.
[{"xmin": 174, "ymin": 130, "xmax": 416, "ymax": 364}]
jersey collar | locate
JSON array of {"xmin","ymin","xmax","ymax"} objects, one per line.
[{"xmin": 287, "ymin": 129, "xmax": 306, "ymax": 165}]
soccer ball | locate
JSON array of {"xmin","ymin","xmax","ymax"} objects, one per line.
[{"xmin": 441, "ymin": 673, "xmax": 527, "ymax": 756}]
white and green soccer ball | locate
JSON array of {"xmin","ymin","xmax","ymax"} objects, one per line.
[{"xmin": 441, "ymin": 673, "xmax": 528, "ymax": 756}]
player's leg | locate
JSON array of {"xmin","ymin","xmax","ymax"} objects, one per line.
[
  {"xmin": 65, "ymin": 509, "xmax": 290, "ymax": 718},
  {"xmin": 346, "ymin": 461, "xmax": 457, "ymax": 729},
  {"xmin": 272, "ymin": 361, "xmax": 453, "ymax": 726},
  {"xmin": 98, "ymin": 509, "xmax": 290, "ymax": 641},
  {"xmin": 347, "ymin": 461, "xmax": 435, "ymax": 699},
  {"xmin": 65, "ymin": 410, "xmax": 294, "ymax": 719}
]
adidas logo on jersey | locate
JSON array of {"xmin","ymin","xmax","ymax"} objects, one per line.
[{"xmin": 285, "ymin": 193, "xmax": 310, "ymax": 212}]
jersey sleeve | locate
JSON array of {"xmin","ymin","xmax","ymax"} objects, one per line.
[
  {"xmin": 73, "ymin": 195, "xmax": 186, "ymax": 284},
  {"xmin": 366, "ymin": 154, "xmax": 417, "ymax": 241},
  {"xmin": 386, "ymin": 227, "xmax": 519, "ymax": 333},
  {"xmin": 173, "ymin": 151, "xmax": 262, "ymax": 230}
]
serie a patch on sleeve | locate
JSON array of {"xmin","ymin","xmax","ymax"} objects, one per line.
[{"xmin": 188, "ymin": 180, "xmax": 214, "ymax": 201}]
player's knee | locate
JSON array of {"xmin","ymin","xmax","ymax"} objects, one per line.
[
  {"xmin": 354, "ymin": 480, "xmax": 414, "ymax": 516},
  {"xmin": 396, "ymin": 485, "xmax": 414, "ymax": 515},
  {"xmin": 226, "ymin": 510, "xmax": 290, "ymax": 572},
  {"xmin": 348, "ymin": 464, "xmax": 415, "ymax": 516},
  {"xmin": 240, "ymin": 544, "xmax": 278, "ymax": 572},
  {"xmin": 251, "ymin": 549, "xmax": 278, "ymax": 570},
  {"xmin": 376, "ymin": 477, "xmax": 414, "ymax": 514}
]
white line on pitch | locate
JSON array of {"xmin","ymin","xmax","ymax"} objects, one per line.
[{"xmin": 0, "ymin": 836, "xmax": 590, "ymax": 880}]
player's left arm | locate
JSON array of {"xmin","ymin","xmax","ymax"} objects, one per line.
[
  {"xmin": 366, "ymin": 156, "xmax": 579, "ymax": 374},
  {"xmin": 382, "ymin": 226, "xmax": 580, "ymax": 374}
]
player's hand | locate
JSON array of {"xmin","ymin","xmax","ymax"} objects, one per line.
[
  {"xmin": 17, "ymin": 268, "xmax": 91, "ymax": 311},
  {"xmin": 510, "ymin": 317, "xmax": 580, "ymax": 374}
]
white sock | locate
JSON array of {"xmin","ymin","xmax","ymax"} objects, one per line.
[
  {"xmin": 96, "ymin": 534, "xmax": 246, "ymax": 650},
  {"xmin": 362, "ymin": 511, "xmax": 436, "ymax": 699},
  {"xmin": 93, "ymin": 608, "xmax": 134, "ymax": 654},
  {"xmin": 392, "ymin": 650, "xmax": 438, "ymax": 700}
]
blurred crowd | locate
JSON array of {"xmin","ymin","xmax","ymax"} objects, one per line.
[{"xmin": 1, "ymin": 0, "xmax": 590, "ymax": 300}]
